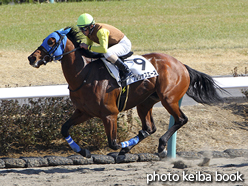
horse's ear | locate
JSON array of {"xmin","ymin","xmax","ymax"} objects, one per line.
[
  {"xmin": 60, "ymin": 28, "xmax": 71, "ymax": 35},
  {"xmin": 47, "ymin": 37, "xmax": 56, "ymax": 46}
]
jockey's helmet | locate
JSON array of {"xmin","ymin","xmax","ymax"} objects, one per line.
[{"xmin": 77, "ymin": 13, "xmax": 95, "ymax": 28}]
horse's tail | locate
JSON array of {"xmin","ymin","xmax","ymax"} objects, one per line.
[{"xmin": 184, "ymin": 64, "xmax": 226, "ymax": 104}]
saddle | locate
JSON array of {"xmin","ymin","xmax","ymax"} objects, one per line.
[{"xmin": 101, "ymin": 51, "xmax": 159, "ymax": 112}]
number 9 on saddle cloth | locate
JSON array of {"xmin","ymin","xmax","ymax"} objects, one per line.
[{"xmin": 102, "ymin": 54, "xmax": 159, "ymax": 87}]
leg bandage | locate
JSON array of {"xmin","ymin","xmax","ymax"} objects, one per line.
[
  {"xmin": 65, "ymin": 135, "xmax": 81, "ymax": 153},
  {"xmin": 121, "ymin": 135, "xmax": 140, "ymax": 148},
  {"xmin": 120, "ymin": 130, "xmax": 150, "ymax": 148}
]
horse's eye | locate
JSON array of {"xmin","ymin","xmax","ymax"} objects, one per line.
[{"xmin": 47, "ymin": 37, "xmax": 55, "ymax": 46}]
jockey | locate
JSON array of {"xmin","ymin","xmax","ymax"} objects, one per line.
[{"xmin": 77, "ymin": 13, "xmax": 133, "ymax": 81}]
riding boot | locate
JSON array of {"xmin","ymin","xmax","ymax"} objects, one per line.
[{"xmin": 115, "ymin": 58, "xmax": 133, "ymax": 81}]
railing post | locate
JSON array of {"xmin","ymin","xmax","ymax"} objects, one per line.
[{"xmin": 167, "ymin": 97, "xmax": 183, "ymax": 158}]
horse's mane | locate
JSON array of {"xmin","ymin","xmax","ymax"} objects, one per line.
[
  {"xmin": 64, "ymin": 26, "xmax": 82, "ymax": 48},
  {"xmin": 64, "ymin": 26, "xmax": 103, "ymax": 59}
]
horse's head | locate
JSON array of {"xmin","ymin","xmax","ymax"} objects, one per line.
[{"xmin": 28, "ymin": 28, "xmax": 71, "ymax": 68}]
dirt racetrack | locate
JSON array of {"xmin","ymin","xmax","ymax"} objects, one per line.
[{"xmin": 0, "ymin": 49, "xmax": 248, "ymax": 186}]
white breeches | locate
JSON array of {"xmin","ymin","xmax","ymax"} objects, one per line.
[{"xmin": 104, "ymin": 36, "xmax": 132, "ymax": 62}]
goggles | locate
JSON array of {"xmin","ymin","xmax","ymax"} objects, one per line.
[{"xmin": 79, "ymin": 26, "xmax": 89, "ymax": 32}]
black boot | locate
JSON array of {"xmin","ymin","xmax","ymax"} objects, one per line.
[{"xmin": 115, "ymin": 58, "xmax": 133, "ymax": 81}]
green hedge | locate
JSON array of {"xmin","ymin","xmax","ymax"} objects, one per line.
[{"xmin": 0, "ymin": 97, "xmax": 132, "ymax": 155}]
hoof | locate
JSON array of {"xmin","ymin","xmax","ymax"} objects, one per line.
[
  {"xmin": 118, "ymin": 147, "xmax": 130, "ymax": 156},
  {"xmin": 78, "ymin": 149, "xmax": 91, "ymax": 158},
  {"xmin": 158, "ymin": 139, "xmax": 166, "ymax": 155},
  {"xmin": 116, "ymin": 155, "xmax": 126, "ymax": 163},
  {"xmin": 158, "ymin": 149, "xmax": 167, "ymax": 158}
]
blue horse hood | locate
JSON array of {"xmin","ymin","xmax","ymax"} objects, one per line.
[{"xmin": 41, "ymin": 28, "xmax": 71, "ymax": 60}]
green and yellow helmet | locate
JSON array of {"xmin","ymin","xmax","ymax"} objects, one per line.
[{"xmin": 77, "ymin": 13, "xmax": 95, "ymax": 28}]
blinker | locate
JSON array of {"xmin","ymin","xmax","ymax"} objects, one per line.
[{"xmin": 40, "ymin": 28, "xmax": 70, "ymax": 61}]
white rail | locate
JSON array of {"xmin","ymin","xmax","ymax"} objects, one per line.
[
  {"xmin": 214, "ymin": 76, "xmax": 248, "ymax": 89},
  {"xmin": 0, "ymin": 77, "xmax": 248, "ymax": 100},
  {"xmin": 0, "ymin": 85, "xmax": 69, "ymax": 99}
]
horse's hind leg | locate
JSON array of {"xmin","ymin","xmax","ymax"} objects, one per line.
[
  {"xmin": 155, "ymin": 61, "xmax": 190, "ymax": 157},
  {"xmin": 118, "ymin": 95, "xmax": 158, "ymax": 156},
  {"xmin": 158, "ymin": 101, "xmax": 188, "ymax": 156}
]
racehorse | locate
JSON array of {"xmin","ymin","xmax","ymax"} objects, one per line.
[{"xmin": 28, "ymin": 27, "xmax": 225, "ymax": 159}]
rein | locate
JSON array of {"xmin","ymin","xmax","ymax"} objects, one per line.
[
  {"xmin": 68, "ymin": 79, "xmax": 86, "ymax": 92},
  {"xmin": 55, "ymin": 46, "xmax": 80, "ymax": 61}
]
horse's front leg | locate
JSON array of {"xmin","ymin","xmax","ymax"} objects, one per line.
[
  {"xmin": 61, "ymin": 109, "xmax": 92, "ymax": 158},
  {"xmin": 102, "ymin": 115, "xmax": 122, "ymax": 150}
]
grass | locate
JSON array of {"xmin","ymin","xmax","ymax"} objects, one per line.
[{"xmin": 0, "ymin": 0, "xmax": 248, "ymax": 52}]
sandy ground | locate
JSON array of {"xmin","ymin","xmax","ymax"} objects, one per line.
[
  {"xmin": 0, "ymin": 157, "xmax": 248, "ymax": 186},
  {"xmin": 0, "ymin": 49, "xmax": 248, "ymax": 185}
]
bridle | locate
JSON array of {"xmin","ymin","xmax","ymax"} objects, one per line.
[
  {"xmin": 38, "ymin": 31, "xmax": 80, "ymax": 65},
  {"xmin": 34, "ymin": 29, "xmax": 100, "ymax": 92},
  {"xmin": 38, "ymin": 30, "xmax": 87, "ymax": 92}
]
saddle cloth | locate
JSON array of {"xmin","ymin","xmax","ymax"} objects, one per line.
[{"xmin": 101, "ymin": 55, "xmax": 159, "ymax": 87}]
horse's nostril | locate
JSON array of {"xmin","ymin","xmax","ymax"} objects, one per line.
[{"xmin": 28, "ymin": 56, "xmax": 36, "ymax": 64}]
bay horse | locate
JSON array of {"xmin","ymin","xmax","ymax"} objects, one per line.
[{"xmin": 28, "ymin": 27, "xmax": 225, "ymax": 159}]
